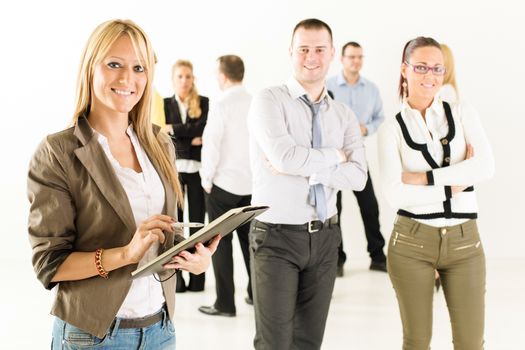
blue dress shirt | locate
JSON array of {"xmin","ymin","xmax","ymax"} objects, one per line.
[{"xmin": 326, "ymin": 72, "xmax": 385, "ymax": 136}]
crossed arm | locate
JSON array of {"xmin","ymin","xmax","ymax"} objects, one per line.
[
  {"xmin": 379, "ymin": 105, "xmax": 494, "ymax": 208},
  {"xmin": 249, "ymin": 91, "xmax": 367, "ymax": 191}
]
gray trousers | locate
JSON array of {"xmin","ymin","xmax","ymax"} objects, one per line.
[
  {"xmin": 388, "ymin": 216, "xmax": 486, "ymax": 350},
  {"xmin": 249, "ymin": 219, "xmax": 341, "ymax": 350}
]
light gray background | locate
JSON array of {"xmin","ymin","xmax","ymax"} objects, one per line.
[{"xmin": 1, "ymin": 0, "xmax": 523, "ymax": 347}]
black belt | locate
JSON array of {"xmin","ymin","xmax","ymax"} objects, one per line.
[
  {"xmin": 256, "ymin": 215, "xmax": 338, "ymax": 233},
  {"xmin": 117, "ymin": 304, "xmax": 165, "ymax": 329}
]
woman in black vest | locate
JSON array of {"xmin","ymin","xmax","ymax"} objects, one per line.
[{"xmin": 164, "ymin": 59, "xmax": 209, "ymax": 292}]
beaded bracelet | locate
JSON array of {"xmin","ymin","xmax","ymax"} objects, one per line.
[{"xmin": 95, "ymin": 248, "xmax": 109, "ymax": 279}]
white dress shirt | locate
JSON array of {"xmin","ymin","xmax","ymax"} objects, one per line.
[
  {"xmin": 379, "ymin": 98, "xmax": 495, "ymax": 227},
  {"xmin": 200, "ymin": 85, "xmax": 252, "ymax": 195},
  {"xmin": 248, "ymin": 77, "xmax": 367, "ymax": 224},
  {"xmin": 95, "ymin": 125, "xmax": 166, "ymax": 318}
]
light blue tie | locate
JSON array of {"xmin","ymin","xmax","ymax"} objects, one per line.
[{"xmin": 300, "ymin": 95, "xmax": 327, "ymax": 222}]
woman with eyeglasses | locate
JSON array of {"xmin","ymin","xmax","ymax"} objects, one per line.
[
  {"xmin": 378, "ymin": 36, "xmax": 494, "ymax": 349},
  {"xmin": 27, "ymin": 19, "xmax": 219, "ymax": 349}
]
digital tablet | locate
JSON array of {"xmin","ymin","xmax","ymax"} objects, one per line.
[{"xmin": 131, "ymin": 205, "xmax": 269, "ymax": 279}]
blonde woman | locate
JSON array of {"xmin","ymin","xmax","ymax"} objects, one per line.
[
  {"xmin": 164, "ymin": 60, "xmax": 209, "ymax": 292},
  {"xmin": 439, "ymin": 43, "xmax": 459, "ymax": 103},
  {"xmin": 379, "ymin": 36, "xmax": 494, "ymax": 349},
  {"xmin": 27, "ymin": 19, "xmax": 219, "ymax": 349}
]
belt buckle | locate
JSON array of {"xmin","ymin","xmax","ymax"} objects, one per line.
[{"xmin": 308, "ymin": 221, "xmax": 320, "ymax": 233}]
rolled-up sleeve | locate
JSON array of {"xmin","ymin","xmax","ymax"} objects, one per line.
[{"xmin": 27, "ymin": 138, "xmax": 76, "ymax": 290}]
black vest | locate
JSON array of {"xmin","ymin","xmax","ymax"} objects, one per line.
[{"xmin": 163, "ymin": 95, "xmax": 209, "ymax": 162}]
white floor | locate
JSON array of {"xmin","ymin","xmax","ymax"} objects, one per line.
[{"xmin": 2, "ymin": 252, "xmax": 524, "ymax": 349}]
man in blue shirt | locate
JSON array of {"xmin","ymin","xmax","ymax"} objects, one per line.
[{"xmin": 326, "ymin": 41, "xmax": 387, "ymax": 274}]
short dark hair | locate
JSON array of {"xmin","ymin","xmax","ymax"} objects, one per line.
[
  {"xmin": 341, "ymin": 41, "xmax": 361, "ymax": 55},
  {"xmin": 398, "ymin": 36, "xmax": 441, "ymax": 99},
  {"xmin": 291, "ymin": 18, "xmax": 333, "ymax": 45},
  {"xmin": 217, "ymin": 55, "xmax": 245, "ymax": 82}
]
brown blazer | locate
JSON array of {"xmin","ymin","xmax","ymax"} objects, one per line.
[{"xmin": 27, "ymin": 116, "xmax": 183, "ymax": 338}]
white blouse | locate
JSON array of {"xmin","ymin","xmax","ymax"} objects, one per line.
[
  {"xmin": 96, "ymin": 125, "xmax": 166, "ymax": 318},
  {"xmin": 379, "ymin": 98, "xmax": 494, "ymax": 227}
]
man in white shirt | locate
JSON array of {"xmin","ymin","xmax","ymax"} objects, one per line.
[
  {"xmin": 198, "ymin": 55, "xmax": 253, "ymax": 317},
  {"xmin": 249, "ymin": 19, "xmax": 367, "ymax": 349},
  {"xmin": 326, "ymin": 42, "xmax": 387, "ymax": 274}
]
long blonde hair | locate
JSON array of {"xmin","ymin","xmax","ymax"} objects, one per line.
[
  {"xmin": 441, "ymin": 43, "xmax": 459, "ymax": 95},
  {"xmin": 72, "ymin": 19, "xmax": 183, "ymax": 203},
  {"xmin": 172, "ymin": 60, "xmax": 202, "ymax": 118}
]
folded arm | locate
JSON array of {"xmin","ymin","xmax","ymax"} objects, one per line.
[
  {"xmin": 379, "ymin": 124, "xmax": 449, "ymax": 208},
  {"xmin": 310, "ymin": 108, "xmax": 368, "ymax": 191},
  {"xmin": 429, "ymin": 104, "xmax": 495, "ymax": 185},
  {"xmin": 249, "ymin": 90, "xmax": 342, "ymax": 177},
  {"xmin": 171, "ymin": 99, "xmax": 209, "ymax": 139}
]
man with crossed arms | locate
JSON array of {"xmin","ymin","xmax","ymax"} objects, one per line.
[{"xmin": 248, "ymin": 18, "xmax": 367, "ymax": 349}]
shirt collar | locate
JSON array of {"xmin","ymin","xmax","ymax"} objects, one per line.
[
  {"xmin": 94, "ymin": 124, "xmax": 135, "ymax": 146},
  {"xmin": 286, "ymin": 76, "xmax": 329, "ymax": 103},
  {"xmin": 174, "ymin": 93, "xmax": 185, "ymax": 106},
  {"xmin": 402, "ymin": 97, "xmax": 443, "ymax": 116}
]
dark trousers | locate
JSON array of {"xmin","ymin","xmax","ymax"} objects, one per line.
[
  {"xmin": 337, "ymin": 170, "xmax": 386, "ymax": 265},
  {"xmin": 206, "ymin": 185, "xmax": 252, "ymax": 313},
  {"xmin": 177, "ymin": 171, "xmax": 206, "ymax": 290},
  {"xmin": 250, "ymin": 220, "xmax": 341, "ymax": 350}
]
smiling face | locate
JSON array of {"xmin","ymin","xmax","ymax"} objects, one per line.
[
  {"xmin": 90, "ymin": 34, "xmax": 147, "ymax": 119},
  {"xmin": 401, "ymin": 46, "xmax": 444, "ymax": 103},
  {"xmin": 290, "ymin": 27, "xmax": 334, "ymax": 88}
]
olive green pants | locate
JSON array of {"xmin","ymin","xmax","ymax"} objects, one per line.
[{"xmin": 387, "ymin": 216, "xmax": 485, "ymax": 350}]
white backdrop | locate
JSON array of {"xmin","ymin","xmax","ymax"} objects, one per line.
[{"xmin": 1, "ymin": 0, "xmax": 524, "ymax": 270}]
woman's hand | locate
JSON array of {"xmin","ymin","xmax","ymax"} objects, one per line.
[
  {"xmin": 163, "ymin": 235, "xmax": 221, "ymax": 274},
  {"xmin": 191, "ymin": 137, "xmax": 202, "ymax": 146},
  {"xmin": 124, "ymin": 214, "xmax": 174, "ymax": 264},
  {"xmin": 465, "ymin": 144, "xmax": 474, "ymax": 160}
]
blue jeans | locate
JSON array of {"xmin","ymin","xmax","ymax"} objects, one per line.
[{"xmin": 51, "ymin": 308, "xmax": 176, "ymax": 349}]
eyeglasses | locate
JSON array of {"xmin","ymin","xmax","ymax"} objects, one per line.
[
  {"xmin": 343, "ymin": 55, "xmax": 363, "ymax": 60},
  {"xmin": 404, "ymin": 62, "xmax": 446, "ymax": 76}
]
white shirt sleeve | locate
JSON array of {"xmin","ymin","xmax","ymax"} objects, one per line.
[
  {"xmin": 379, "ymin": 122, "xmax": 448, "ymax": 208},
  {"xmin": 199, "ymin": 103, "xmax": 225, "ymax": 190},
  {"xmin": 431, "ymin": 103, "xmax": 495, "ymax": 186},
  {"xmin": 249, "ymin": 89, "xmax": 342, "ymax": 177}
]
